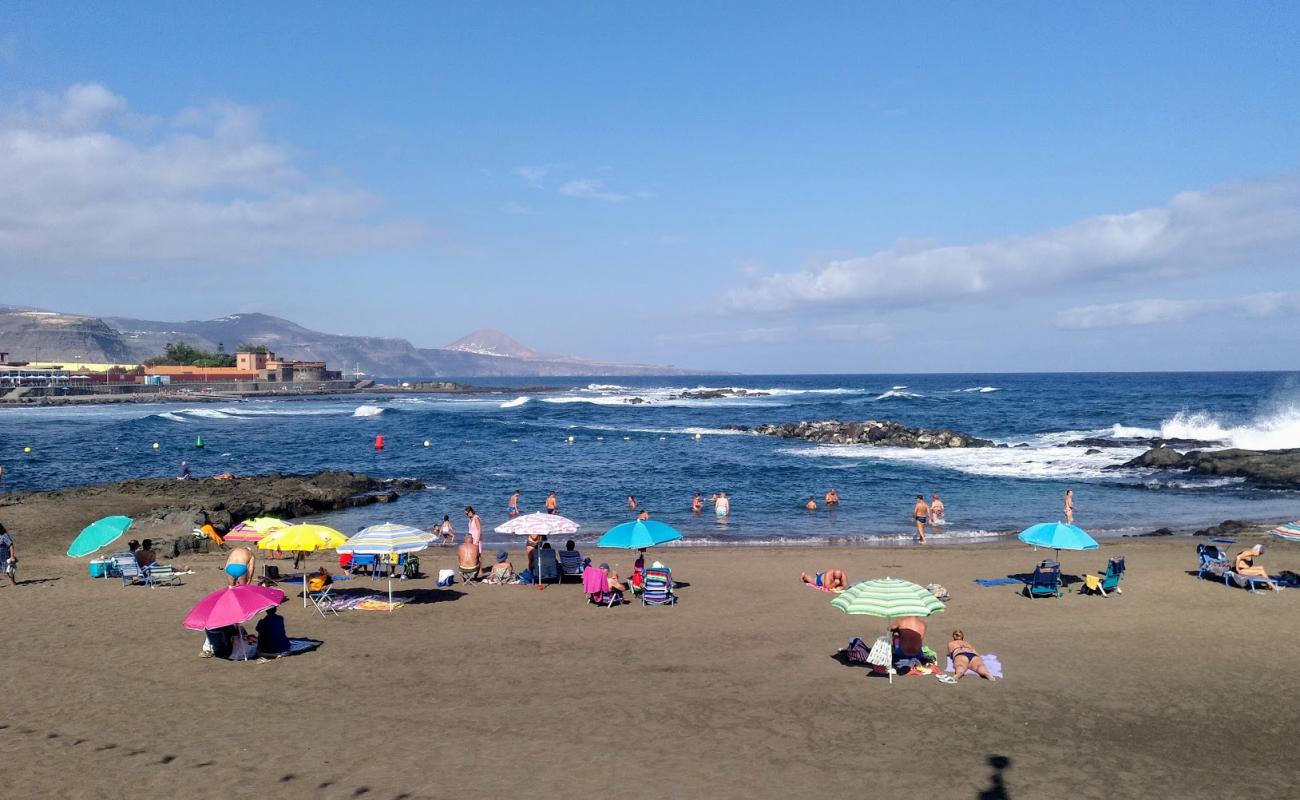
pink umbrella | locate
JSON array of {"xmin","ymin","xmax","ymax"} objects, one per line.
[{"xmin": 182, "ymin": 584, "xmax": 286, "ymax": 630}]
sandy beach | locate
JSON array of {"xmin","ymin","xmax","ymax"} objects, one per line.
[{"xmin": 2, "ymin": 534, "xmax": 1297, "ymax": 799}]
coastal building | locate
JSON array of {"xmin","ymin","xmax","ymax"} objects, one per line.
[{"xmin": 145, "ymin": 350, "xmax": 341, "ymax": 383}]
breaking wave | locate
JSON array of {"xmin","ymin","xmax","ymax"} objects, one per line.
[
  {"xmin": 500, "ymin": 396, "xmax": 530, "ymax": 409},
  {"xmin": 873, "ymin": 386, "xmax": 923, "ymax": 400},
  {"xmin": 352, "ymin": 404, "xmax": 385, "ymax": 417},
  {"xmin": 1157, "ymin": 406, "xmax": 1300, "ymax": 450}
]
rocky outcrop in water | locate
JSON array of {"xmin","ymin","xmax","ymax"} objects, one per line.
[
  {"xmin": 678, "ymin": 388, "xmax": 769, "ymax": 400},
  {"xmin": 1116, "ymin": 447, "xmax": 1300, "ymax": 489},
  {"xmin": 0, "ymin": 471, "xmax": 426, "ymax": 556},
  {"xmin": 729, "ymin": 419, "xmax": 996, "ymax": 448},
  {"xmin": 1064, "ymin": 436, "xmax": 1222, "ymax": 450}
]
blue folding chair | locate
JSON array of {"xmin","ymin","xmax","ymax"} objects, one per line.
[{"xmin": 1025, "ymin": 561, "xmax": 1062, "ymax": 599}]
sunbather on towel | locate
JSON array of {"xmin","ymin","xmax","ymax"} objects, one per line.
[
  {"xmin": 800, "ymin": 568, "xmax": 848, "ymax": 591},
  {"xmin": 1235, "ymin": 544, "xmax": 1281, "ymax": 591},
  {"xmin": 948, "ymin": 630, "xmax": 997, "ymax": 682}
]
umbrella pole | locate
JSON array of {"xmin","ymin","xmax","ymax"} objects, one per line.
[{"xmin": 303, "ymin": 570, "xmax": 308, "ymax": 608}]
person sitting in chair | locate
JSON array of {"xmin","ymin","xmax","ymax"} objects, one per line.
[
  {"xmin": 483, "ymin": 550, "xmax": 515, "ymax": 584},
  {"xmin": 457, "ymin": 535, "xmax": 482, "ymax": 581},
  {"xmin": 601, "ymin": 563, "xmax": 629, "ymax": 596},
  {"xmin": 135, "ymin": 538, "xmax": 157, "ymax": 568},
  {"xmin": 1235, "ymin": 544, "xmax": 1281, "ymax": 591},
  {"xmin": 255, "ymin": 607, "xmax": 291, "ymax": 657}
]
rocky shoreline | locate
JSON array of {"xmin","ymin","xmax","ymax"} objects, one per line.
[
  {"xmin": 728, "ymin": 419, "xmax": 996, "ymax": 448},
  {"xmin": 0, "ymin": 471, "xmax": 425, "ymax": 556},
  {"xmin": 1116, "ymin": 446, "xmax": 1300, "ymax": 489}
]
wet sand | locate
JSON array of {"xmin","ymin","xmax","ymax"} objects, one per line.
[{"xmin": 1, "ymin": 536, "xmax": 1297, "ymax": 799}]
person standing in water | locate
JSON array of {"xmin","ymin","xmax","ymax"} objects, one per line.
[
  {"xmin": 637, "ymin": 509, "xmax": 649, "ymax": 521},
  {"xmin": 1064, "ymin": 489, "xmax": 1075, "ymax": 525},
  {"xmin": 691, "ymin": 493, "xmax": 703, "ymax": 514},
  {"xmin": 545, "ymin": 491, "xmax": 558, "ymax": 514},
  {"xmin": 825, "ymin": 488, "xmax": 839, "ymax": 507},
  {"xmin": 805, "ymin": 497, "xmax": 818, "ymax": 511},
  {"xmin": 715, "ymin": 491, "xmax": 730, "ymax": 518},
  {"xmin": 507, "ymin": 490, "xmax": 521, "ymax": 517},
  {"xmin": 929, "ymin": 494, "xmax": 945, "ymax": 525},
  {"xmin": 627, "ymin": 495, "xmax": 637, "ymax": 512},
  {"xmin": 437, "ymin": 515, "xmax": 455, "ymax": 543},
  {"xmin": 912, "ymin": 495, "xmax": 930, "ymax": 544}
]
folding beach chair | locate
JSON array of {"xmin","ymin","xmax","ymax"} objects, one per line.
[
  {"xmin": 1025, "ymin": 561, "xmax": 1062, "ymax": 598},
  {"xmin": 536, "ymin": 548, "xmax": 561, "ymax": 585},
  {"xmin": 558, "ymin": 549, "xmax": 585, "ymax": 582},
  {"xmin": 307, "ymin": 582, "xmax": 338, "ymax": 618},
  {"xmin": 113, "ymin": 552, "xmax": 144, "ymax": 587},
  {"xmin": 1197, "ymin": 544, "xmax": 1228, "ymax": 580},
  {"xmin": 1081, "ymin": 557, "xmax": 1124, "ymax": 596},
  {"xmin": 143, "ymin": 564, "xmax": 181, "ymax": 588},
  {"xmin": 641, "ymin": 566, "xmax": 676, "ymax": 606},
  {"xmin": 583, "ymin": 565, "xmax": 622, "ymax": 607}
]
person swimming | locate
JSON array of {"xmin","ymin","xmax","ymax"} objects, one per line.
[
  {"xmin": 691, "ymin": 493, "xmax": 703, "ymax": 513},
  {"xmin": 825, "ymin": 488, "xmax": 839, "ymax": 506},
  {"xmin": 805, "ymin": 497, "xmax": 818, "ymax": 511}
]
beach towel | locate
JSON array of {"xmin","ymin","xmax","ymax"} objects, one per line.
[
  {"xmin": 945, "ymin": 653, "xmax": 1003, "ymax": 678},
  {"xmin": 974, "ymin": 577, "xmax": 1024, "ymax": 587},
  {"xmin": 285, "ymin": 638, "xmax": 322, "ymax": 655},
  {"xmin": 582, "ymin": 565, "xmax": 607, "ymax": 594},
  {"xmin": 356, "ymin": 596, "xmax": 409, "ymax": 611}
]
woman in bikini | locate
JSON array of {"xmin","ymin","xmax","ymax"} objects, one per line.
[
  {"xmin": 948, "ymin": 630, "xmax": 997, "ymax": 682},
  {"xmin": 1235, "ymin": 544, "xmax": 1281, "ymax": 591}
]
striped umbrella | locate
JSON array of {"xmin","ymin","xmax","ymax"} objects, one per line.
[
  {"xmin": 225, "ymin": 517, "xmax": 288, "ymax": 543},
  {"xmin": 832, "ymin": 577, "xmax": 945, "ymax": 684},
  {"xmin": 494, "ymin": 512, "xmax": 579, "ymax": 537},
  {"xmin": 337, "ymin": 523, "xmax": 435, "ymax": 610}
]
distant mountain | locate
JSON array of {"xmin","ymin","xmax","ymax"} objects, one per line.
[{"xmin": 0, "ymin": 309, "xmax": 708, "ymax": 377}]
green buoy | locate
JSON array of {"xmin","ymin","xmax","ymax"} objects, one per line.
[{"xmin": 195, "ymin": 435, "xmax": 205, "ymax": 449}]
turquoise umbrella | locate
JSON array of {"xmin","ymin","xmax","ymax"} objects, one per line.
[
  {"xmin": 1017, "ymin": 522, "xmax": 1098, "ymax": 560},
  {"xmin": 597, "ymin": 520, "xmax": 683, "ymax": 550},
  {"xmin": 68, "ymin": 515, "xmax": 133, "ymax": 558}
]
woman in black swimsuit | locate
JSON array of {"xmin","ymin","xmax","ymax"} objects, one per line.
[{"xmin": 948, "ymin": 630, "xmax": 997, "ymax": 682}]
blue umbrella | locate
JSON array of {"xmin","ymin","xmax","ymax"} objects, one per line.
[
  {"xmin": 597, "ymin": 520, "xmax": 683, "ymax": 550},
  {"xmin": 68, "ymin": 515, "xmax": 133, "ymax": 558},
  {"xmin": 1018, "ymin": 522, "xmax": 1098, "ymax": 561}
]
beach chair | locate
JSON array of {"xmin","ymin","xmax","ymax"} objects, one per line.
[
  {"xmin": 113, "ymin": 552, "xmax": 144, "ymax": 587},
  {"xmin": 350, "ymin": 553, "xmax": 379, "ymax": 578},
  {"xmin": 641, "ymin": 566, "xmax": 676, "ymax": 606},
  {"xmin": 558, "ymin": 549, "xmax": 585, "ymax": 582},
  {"xmin": 1082, "ymin": 557, "xmax": 1124, "ymax": 596},
  {"xmin": 536, "ymin": 548, "xmax": 561, "ymax": 585},
  {"xmin": 1025, "ymin": 561, "xmax": 1062, "ymax": 599},
  {"xmin": 143, "ymin": 564, "xmax": 181, "ymax": 587},
  {"xmin": 307, "ymin": 582, "xmax": 338, "ymax": 618},
  {"xmin": 1197, "ymin": 544, "xmax": 1228, "ymax": 580},
  {"xmin": 458, "ymin": 565, "xmax": 481, "ymax": 585},
  {"xmin": 582, "ymin": 565, "xmax": 621, "ymax": 607}
]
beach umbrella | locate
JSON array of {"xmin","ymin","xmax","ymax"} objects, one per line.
[
  {"xmin": 258, "ymin": 524, "xmax": 347, "ymax": 607},
  {"xmin": 225, "ymin": 517, "xmax": 288, "ymax": 543},
  {"xmin": 832, "ymin": 577, "xmax": 946, "ymax": 684},
  {"xmin": 597, "ymin": 519, "xmax": 682, "ymax": 550},
  {"xmin": 1270, "ymin": 522, "xmax": 1300, "ymax": 543},
  {"xmin": 495, "ymin": 513, "xmax": 581, "ymax": 590},
  {"xmin": 67, "ymin": 515, "xmax": 132, "ymax": 558},
  {"xmin": 337, "ymin": 523, "xmax": 435, "ymax": 610},
  {"xmin": 1017, "ymin": 522, "xmax": 1099, "ymax": 561},
  {"xmin": 182, "ymin": 584, "xmax": 286, "ymax": 630}
]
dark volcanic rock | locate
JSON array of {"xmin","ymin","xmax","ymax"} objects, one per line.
[
  {"xmin": 1124, "ymin": 527, "xmax": 1174, "ymax": 538},
  {"xmin": 729, "ymin": 419, "xmax": 995, "ymax": 449},
  {"xmin": 1117, "ymin": 446, "xmax": 1300, "ymax": 489},
  {"xmin": 1193, "ymin": 520, "xmax": 1257, "ymax": 537},
  {"xmin": 1084, "ymin": 448, "xmax": 1103, "ymax": 455},
  {"xmin": 1065, "ymin": 436, "xmax": 1222, "ymax": 450},
  {"xmin": 677, "ymin": 388, "xmax": 770, "ymax": 400}
]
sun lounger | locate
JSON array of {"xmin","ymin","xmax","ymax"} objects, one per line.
[
  {"xmin": 143, "ymin": 563, "xmax": 181, "ymax": 587},
  {"xmin": 1025, "ymin": 561, "xmax": 1062, "ymax": 598},
  {"xmin": 641, "ymin": 566, "xmax": 676, "ymax": 606},
  {"xmin": 112, "ymin": 552, "xmax": 144, "ymax": 587},
  {"xmin": 1197, "ymin": 544, "xmax": 1229, "ymax": 580}
]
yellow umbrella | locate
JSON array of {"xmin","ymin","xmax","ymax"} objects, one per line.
[
  {"xmin": 245, "ymin": 517, "xmax": 288, "ymax": 532},
  {"xmin": 258, "ymin": 524, "xmax": 347, "ymax": 607}
]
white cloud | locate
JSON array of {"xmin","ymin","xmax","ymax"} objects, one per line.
[
  {"xmin": 661, "ymin": 322, "xmax": 892, "ymax": 346},
  {"xmin": 512, "ymin": 164, "xmax": 557, "ymax": 183},
  {"xmin": 558, "ymin": 178, "xmax": 626, "ymax": 203},
  {"xmin": 1055, "ymin": 292, "xmax": 1300, "ymax": 330},
  {"xmin": 0, "ymin": 83, "xmax": 420, "ymax": 265},
  {"xmin": 725, "ymin": 174, "xmax": 1300, "ymax": 312}
]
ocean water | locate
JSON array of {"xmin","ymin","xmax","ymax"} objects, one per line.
[{"xmin": 2, "ymin": 372, "xmax": 1298, "ymax": 546}]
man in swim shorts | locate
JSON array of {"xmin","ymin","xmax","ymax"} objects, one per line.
[
  {"xmin": 801, "ymin": 568, "xmax": 848, "ymax": 591},
  {"xmin": 912, "ymin": 495, "xmax": 929, "ymax": 544},
  {"xmin": 825, "ymin": 488, "xmax": 839, "ymax": 506},
  {"xmin": 715, "ymin": 491, "xmax": 730, "ymax": 517},
  {"xmin": 225, "ymin": 545, "xmax": 256, "ymax": 586},
  {"xmin": 507, "ymin": 490, "xmax": 520, "ymax": 517},
  {"xmin": 545, "ymin": 491, "xmax": 558, "ymax": 514}
]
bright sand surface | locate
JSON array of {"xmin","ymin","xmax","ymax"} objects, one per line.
[{"xmin": 1, "ymin": 537, "xmax": 1297, "ymax": 799}]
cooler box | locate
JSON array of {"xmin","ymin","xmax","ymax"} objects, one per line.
[{"xmin": 89, "ymin": 559, "xmax": 112, "ymax": 578}]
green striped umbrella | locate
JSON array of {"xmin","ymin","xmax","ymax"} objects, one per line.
[{"xmin": 831, "ymin": 577, "xmax": 946, "ymax": 618}]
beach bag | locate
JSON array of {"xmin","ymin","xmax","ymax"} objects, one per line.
[
  {"xmin": 229, "ymin": 630, "xmax": 258, "ymax": 661},
  {"xmin": 517, "ymin": 568, "xmax": 535, "ymax": 584},
  {"xmin": 437, "ymin": 569, "xmax": 455, "ymax": 587},
  {"xmin": 846, "ymin": 637, "xmax": 872, "ymax": 664},
  {"xmin": 926, "ymin": 583, "xmax": 950, "ymax": 601}
]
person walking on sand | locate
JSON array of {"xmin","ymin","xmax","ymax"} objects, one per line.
[
  {"xmin": 465, "ymin": 506, "xmax": 483, "ymax": 554},
  {"xmin": 1064, "ymin": 489, "xmax": 1075, "ymax": 525},
  {"xmin": 0, "ymin": 523, "xmax": 16, "ymax": 587},
  {"xmin": 545, "ymin": 491, "xmax": 558, "ymax": 515},
  {"xmin": 912, "ymin": 495, "xmax": 930, "ymax": 544},
  {"xmin": 507, "ymin": 490, "xmax": 521, "ymax": 517},
  {"xmin": 929, "ymin": 493, "xmax": 945, "ymax": 525}
]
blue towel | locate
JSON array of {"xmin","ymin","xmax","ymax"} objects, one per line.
[{"xmin": 974, "ymin": 577, "xmax": 1024, "ymax": 587}]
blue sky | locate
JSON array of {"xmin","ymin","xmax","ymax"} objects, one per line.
[{"xmin": 1, "ymin": 2, "xmax": 1298, "ymax": 372}]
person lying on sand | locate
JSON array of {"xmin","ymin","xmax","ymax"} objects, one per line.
[
  {"xmin": 948, "ymin": 630, "xmax": 997, "ymax": 682},
  {"xmin": 1235, "ymin": 544, "xmax": 1281, "ymax": 591},
  {"xmin": 801, "ymin": 569, "xmax": 848, "ymax": 591}
]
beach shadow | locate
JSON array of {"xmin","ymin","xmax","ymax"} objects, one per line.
[
  {"xmin": 13, "ymin": 576, "xmax": 61, "ymax": 587},
  {"xmin": 978, "ymin": 754, "xmax": 1012, "ymax": 799},
  {"xmin": 401, "ymin": 588, "xmax": 465, "ymax": 605}
]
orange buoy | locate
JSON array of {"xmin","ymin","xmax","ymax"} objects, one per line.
[{"xmin": 375, "ymin": 435, "xmax": 385, "ymax": 450}]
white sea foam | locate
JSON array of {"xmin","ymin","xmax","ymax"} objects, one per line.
[
  {"xmin": 1156, "ymin": 407, "xmax": 1300, "ymax": 450},
  {"xmin": 1109, "ymin": 423, "xmax": 1160, "ymax": 438},
  {"xmin": 500, "ymin": 396, "xmax": 530, "ymax": 409},
  {"xmin": 779, "ymin": 442, "xmax": 1145, "ymax": 480},
  {"xmin": 954, "ymin": 386, "xmax": 1002, "ymax": 393},
  {"xmin": 157, "ymin": 412, "xmax": 186, "ymax": 422},
  {"xmin": 180, "ymin": 408, "xmax": 237, "ymax": 420},
  {"xmin": 352, "ymin": 404, "xmax": 385, "ymax": 417},
  {"xmin": 873, "ymin": 386, "xmax": 923, "ymax": 400}
]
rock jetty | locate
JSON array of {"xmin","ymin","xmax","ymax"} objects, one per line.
[
  {"xmin": 1117, "ymin": 446, "xmax": 1300, "ymax": 489},
  {"xmin": 0, "ymin": 471, "xmax": 426, "ymax": 556},
  {"xmin": 729, "ymin": 419, "xmax": 995, "ymax": 448}
]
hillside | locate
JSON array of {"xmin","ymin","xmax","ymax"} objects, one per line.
[{"xmin": 0, "ymin": 309, "xmax": 706, "ymax": 377}]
